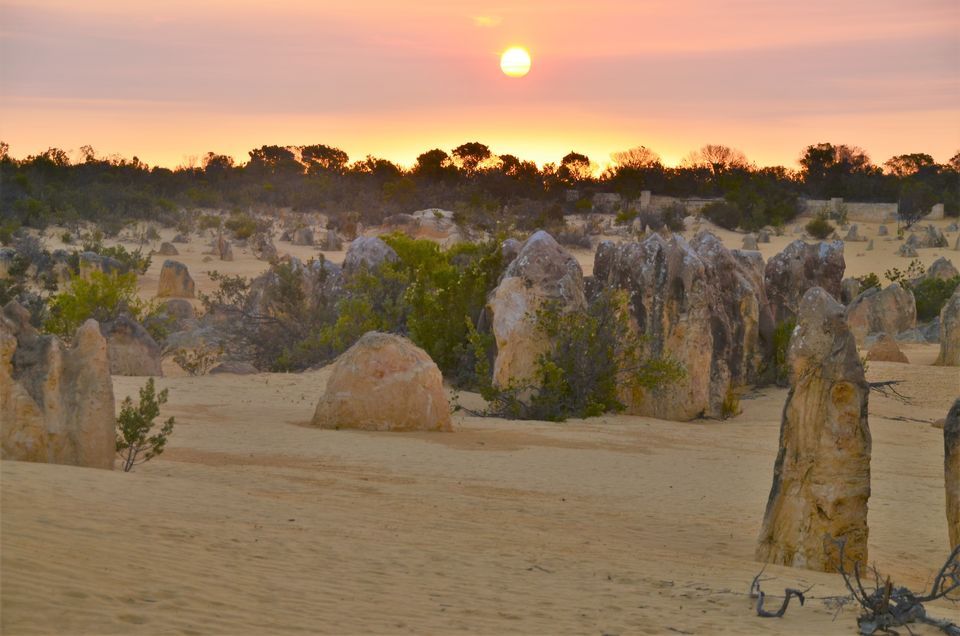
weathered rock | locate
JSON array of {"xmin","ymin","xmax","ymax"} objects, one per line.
[
  {"xmin": 99, "ymin": 315, "xmax": 163, "ymax": 376},
  {"xmin": 924, "ymin": 257, "xmax": 959, "ymax": 282},
  {"xmin": 923, "ymin": 225, "xmax": 949, "ymax": 248},
  {"xmin": 935, "ymin": 286, "xmax": 960, "ymax": 366},
  {"xmin": 500, "ymin": 238, "xmax": 521, "ymax": 265},
  {"xmin": 843, "ymin": 224, "xmax": 866, "ymax": 242},
  {"xmin": 157, "ymin": 242, "xmax": 179, "ymax": 256},
  {"xmin": 488, "ymin": 231, "xmax": 586, "ymax": 389},
  {"xmin": 321, "ymin": 229, "xmax": 343, "ymax": 251},
  {"xmin": 947, "ymin": 222, "xmax": 959, "ymax": 233},
  {"xmin": 840, "ymin": 278, "xmax": 861, "ymax": 305},
  {"xmin": 897, "ymin": 243, "xmax": 919, "ymax": 257},
  {"xmin": 292, "ymin": 227, "xmax": 314, "ymax": 246},
  {"xmin": 757, "ymin": 229, "xmax": 772, "ymax": 244},
  {"xmin": 209, "ymin": 361, "xmax": 258, "ymax": 375},
  {"xmin": 0, "ymin": 247, "xmax": 17, "ymax": 279},
  {"xmin": 846, "ymin": 284, "xmax": 916, "ymax": 344},
  {"xmin": 214, "ymin": 235, "xmax": 234, "ymax": 261},
  {"xmin": 946, "ymin": 399, "xmax": 960, "ymax": 549},
  {"xmin": 78, "ymin": 251, "xmax": 126, "ymax": 280},
  {"xmin": 1, "ymin": 304, "xmax": 115, "ymax": 469},
  {"xmin": 171, "ymin": 233, "xmax": 189, "ymax": 244},
  {"xmin": 764, "ymin": 240, "xmax": 845, "ymax": 323},
  {"xmin": 877, "ymin": 224, "xmax": 889, "ymax": 236},
  {"xmin": 311, "ymin": 332, "xmax": 451, "ymax": 432},
  {"xmin": 252, "ymin": 235, "xmax": 278, "ymax": 262},
  {"xmin": 893, "ymin": 317, "xmax": 940, "ymax": 344},
  {"xmin": 342, "ymin": 236, "xmax": 398, "ymax": 276},
  {"xmin": 592, "ymin": 231, "xmax": 767, "ymax": 420},
  {"xmin": 756, "ymin": 287, "xmax": 871, "ymax": 572},
  {"xmin": 157, "ymin": 260, "xmax": 195, "ymax": 298},
  {"xmin": 865, "ymin": 333, "xmax": 909, "ymax": 363},
  {"xmin": 742, "ymin": 233, "xmax": 758, "ymax": 250},
  {"xmin": 956, "ymin": 235, "xmax": 960, "ymax": 251},
  {"xmin": 866, "ymin": 239, "xmax": 874, "ymax": 251}
]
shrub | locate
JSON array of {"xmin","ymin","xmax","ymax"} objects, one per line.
[
  {"xmin": 81, "ymin": 234, "xmax": 151, "ymax": 274},
  {"xmin": 225, "ymin": 213, "xmax": 258, "ymax": 240},
  {"xmin": 702, "ymin": 201, "xmax": 741, "ymax": 230},
  {"xmin": 116, "ymin": 378, "xmax": 175, "ymax": 472},
  {"xmin": 473, "ymin": 290, "xmax": 684, "ymax": 421},
  {"xmin": 615, "ymin": 207, "xmax": 638, "ymax": 225},
  {"xmin": 770, "ymin": 318, "xmax": 796, "ymax": 387},
  {"xmin": 197, "ymin": 213, "xmax": 222, "ymax": 231},
  {"xmin": 61, "ymin": 231, "xmax": 74, "ymax": 244},
  {"xmin": 884, "ymin": 260, "xmax": 925, "ymax": 287},
  {"xmin": 173, "ymin": 344, "xmax": 223, "ymax": 376},
  {"xmin": 856, "ymin": 272, "xmax": 881, "ymax": 292},
  {"xmin": 45, "ymin": 271, "xmax": 150, "ymax": 338},
  {"xmin": 913, "ymin": 275, "xmax": 960, "ymax": 322},
  {"xmin": 805, "ymin": 214, "xmax": 834, "ymax": 240},
  {"xmin": 661, "ymin": 202, "xmax": 687, "ymax": 232}
]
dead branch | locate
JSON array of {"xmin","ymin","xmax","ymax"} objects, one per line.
[
  {"xmin": 749, "ymin": 567, "xmax": 810, "ymax": 618},
  {"xmin": 832, "ymin": 537, "xmax": 960, "ymax": 635},
  {"xmin": 868, "ymin": 380, "xmax": 912, "ymax": 404}
]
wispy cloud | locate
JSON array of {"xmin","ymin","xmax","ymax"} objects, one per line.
[{"xmin": 471, "ymin": 15, "xmax": 501, "ymax": 28}]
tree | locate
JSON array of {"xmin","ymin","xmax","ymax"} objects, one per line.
[
  {"xmin": 412, "ymin": 148, "xmax": 453, "ymax": 181},
  {"xmin": 115, "ymin": 378, "xmax": 175, "ymax": 472},
  {"xmin": 884, "ymin": 153, "xmax": 936, "ymax": 178},
  {"xmin": 300, "ymin": 144, "xmax": 349, "ymax": 175},
  {"xmin": 246, "ymin": 145, "xmax": 301, "ymax": 175},
  {"xmin": 349, "ymin": 155, "xmax": 402, "ymax": 181},
  {"xmin": 557, "ymin": 151, "xmax": 592, "ymax": 186},
  {"xmin": 684, "ymin": 144, "xmax": 749, "ymax": 177},
  {"xmin": 799, "ymin": 142, "xmax": 878, "ymax": 198},
  {"xmin": 451, "ymin": 142, "xmax": 492, "ymax": 175},
  {"xmin": 611, "ymin": 145, "xmax": 661, "ymax": 169},
  {"xmin": 202, "ymin": 152, "xmax": 235, "ymax": 179}
]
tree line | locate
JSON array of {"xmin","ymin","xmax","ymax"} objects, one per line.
[{"xmin": 1, "ymin": 140, "xmax": 957, "ymax": 236}]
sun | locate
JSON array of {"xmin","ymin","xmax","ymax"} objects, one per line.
[{"xmin": 500, "ymin": 47, "xmax": 531, "ymax": 78}]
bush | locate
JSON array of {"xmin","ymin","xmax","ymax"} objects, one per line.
[
  {"xmin": 473, "ymin": 290, "xmax": 683, "ymax": 421},
  {"xmin": 856, "ymin": 272, "xmax": 881, "ymax": 292},
  {"xmin": 884, "ymin": 260, "xmax": 925, "ymax": 287},
  {"xmin": 225, "ymin": 213, "xmax": 258, "ymax": 240},
  {"xmin": 913, "ymin": 276, "xmax": 960, "ymax": 321},
  {"xmin": 805, "ymin": 214, "xmax": 834, "ymax": 240},
  {"xmin": 702, "ymin": 201, "xmax": 741, "ymax": 230},
  {"xmin": 173, "ymin": 344, "xmax": 223, "ymax": 376},
  {"xmin": 116, "ymin": 378, "xmax": 175, "ymax": 472},
  {"xmin": 770, "ymin": 318, "xmax": 796, "ymax": 387},
  {"xmin": 661, "ymin": 202, "xmax": 687, "ymax": 232},
  {"xmin": 45, "ymin": 271, "xmax": 149, "ymax": 338},
  {"xmin": 197, "ymin": 213, "xmax": 222, "ymax": 230},
  {"xmin": 81, "ymin": 234, "xmax": 151, "ymax": 274}
]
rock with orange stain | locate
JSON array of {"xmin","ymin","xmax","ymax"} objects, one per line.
[{"xmin": 756, "ymin": 287, "xmax": 871, "ymax": 572}]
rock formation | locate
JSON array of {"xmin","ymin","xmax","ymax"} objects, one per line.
[
  {"xmin": 897, "ymin": 243, "xmax": 918, "ymax": 258},
  {"xmin": 925, "ymin": 257, "xmax": 959, "ymax": 282},
  {"xmin": 591, "ymin": 231, "xmax": 768, "ymax": 420},
  {"xmin": 157, "ymin": 259, "xmax": 196, "ymax": 298},
  {"xmin": 292, "ymin": 227, "xmax": 314, "ymax": 246},
  {"xmin": 742, "ymin": 234, "xmax": 758, "ymax": 250},
  {"xmin": 840, "ymin": 278, "xmax": 861, "ymax": 305},
  {"xmin": 865, "ymin": 333, "xmax": 909, "ymax": 363},
  {"xmin": 487, "ymin": 231, "xmax": 586, "ymax": 389},
  {"xmin": 311, "ymin": 332, "xmax": 451, "ymax": 432},
  {"xmin": 342, "ymin": 236, "xmax": 398, "ymax": 276},
  {"xmin": 157, "ymin": 242, "xmax": 179, "ymax": 256},
  {"xmin": 935, "ymin": 286, "xmax": 960, "ymax": 366},
  {"xmin": 100, "ymin": 315, "xmax": 163, "ymax": 376},
  {"xmin": 214, "ymin": 235, "xmax": 234, "ymax": 261},
  {"xmin": 845, "ymin": 283, "xmax": 916, "ymax": 344},
  {"xmin": 945, "ymin": 399, "xmax": 960, "ymax": 549},
  {"xmin": 321, "ymin": 230, "xmax": 343, "ymax": 251},
  {"xmin": 78, "ymin": 251, "xmax": 126, "ymax": 281},
  {"xmin": 756, "ymin": 287, "xmax": 871, "ymax": 572},
  {"xmin": 1, "ymin": 302, "xmax": 116, "ymax": 469},
  {"xmin": 764, "ymin": 240, "xmax": 845, "ymax": 323}
]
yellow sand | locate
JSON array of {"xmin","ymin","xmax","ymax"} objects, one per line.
[{"xmin": 2, "ymin": 219, "xmax": 959, "ymax": 634}]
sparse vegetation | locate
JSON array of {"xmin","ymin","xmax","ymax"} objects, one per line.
[
  {"xmin": 45, "ymin": 270, "xmax": 151, "ymax": 338},
  {"xmin": 173, "ymin": 344, "xmax": 223, "ymax": 376},
  {"xmin": 115, "ymin": 378, "xmax": 175, "ymax": 472},
  {"xmin": 805, "ymin": 213, "xmax": 835, "ymax": 240}
]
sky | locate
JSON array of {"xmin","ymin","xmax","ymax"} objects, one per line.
[{"xmin": 1, "ymin": 0, "xmax": 958, "ymax": 171}]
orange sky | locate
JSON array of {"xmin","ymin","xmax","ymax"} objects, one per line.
[{"xmin": 1, "ymin": 0, "xmax": 958, "ymax": 170}]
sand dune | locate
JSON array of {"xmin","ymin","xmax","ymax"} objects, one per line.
[{"xmin": 3, "ymin": 219, "xmax": 959, "ymax": 634}]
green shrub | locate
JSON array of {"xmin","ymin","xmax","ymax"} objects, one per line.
[
  {"xmin": 80, "ymin": 234, "xmax": 151, "ymax": 274},
  {"xmin": 884, "ymin": 260, "xmax": 925, "ymax": 287},
  {"xmin": 197, "ymin": 213, "xmax": 222, "ymax": 230},
  {"xmin": 661, "ymin": 202, "xmax": 687, "ymax": 232},
  {"xmin": 856, "ymin": 272, "xmax": 881, "ymax": 292},
  {"xmin": 614, "ymin": 207, "xmax": 638, "ymax": 225},
  {"xmin": 45, "ymin": 270, "xmax": 148, "ymax": 338},
  {"xmin": 225, "ymin": 213, "xmax": 258, "ymax": 239},
  {"xmin": 116, "ymin": 378, "xmax": 175, "ymax": 472},
  {"xmin": 702, "ymin": 201, "xmax": 741, "ymax": 230},
  {"xmin": 913, "ymin": 276, "xmax": 960, "ymax": 322},
  {"xmin": 473, "ymin": 290, "xmax": 683, "ymax": 421},
  {"xmin": 805, "ymin": 214, "xmax": 834, "ymax": 239},
  {"xmin": 172, "ymin": 344, "xmax": 223, "ymax": 376},
  {"xmin": 60, "ymin": 231, "xmax": 74, "ymax": 244}
]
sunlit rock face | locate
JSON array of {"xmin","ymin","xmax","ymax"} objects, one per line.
[
  {"xmin": 1, "ymin": 302, "xmax": 116, "ymax": 469},
  {"xmin": 845, "ymin": 283, "xmax": 916, "ymax": 345},
  {"xmin": 311, "ymin": 331, "xmax": 451, "ymax": 432},
  {"xmin": 487, "ymin": 231, "xmax": 586, "ymax": 390},
  {"xmin": 591, "ymin": 231, "xmax": 767, "ymax": 421},
  {"xmin": 945, "ymin": 399, "xmax": 960, "ymax": 550},
  {"xmin": 756, "ymin": 287, "xmax": 871, "ymax": 572},
  {"xmin": 936, "ymin": 286, "xmax": 960, "ymax": 367}
]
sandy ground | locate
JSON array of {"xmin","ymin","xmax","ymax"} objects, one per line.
[{"xmin": 2, "ymin": 216, "xmax": 959, "ymax": 635}]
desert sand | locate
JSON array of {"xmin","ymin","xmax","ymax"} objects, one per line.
[{"xmin": 2, "ymin": 218, "xmax": 959, "ymax": 635}]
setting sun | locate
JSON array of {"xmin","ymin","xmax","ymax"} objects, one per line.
[{"xmin": 500, "ymin": 46, "xmax": 531, "ymax": 78}]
